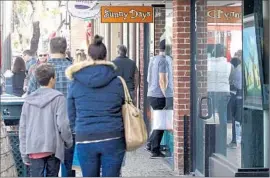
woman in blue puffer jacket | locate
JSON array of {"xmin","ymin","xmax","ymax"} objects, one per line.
[{"xmin": 65, "ymin": 35, "xmax": 125, "ymax": 177}]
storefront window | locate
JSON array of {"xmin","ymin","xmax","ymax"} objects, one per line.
[{"xmin": 194, "ymin": 1, "xmax": 243, "ymax": 172}]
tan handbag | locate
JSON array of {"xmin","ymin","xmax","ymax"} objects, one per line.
[{"xmin": 118, "ymin": 76, "xmax": 148, "ymax": 151}]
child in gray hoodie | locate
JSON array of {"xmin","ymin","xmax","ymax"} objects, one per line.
[{"xmin": 19, "ymin": 63, "xmax": 73, "ymax": 177}]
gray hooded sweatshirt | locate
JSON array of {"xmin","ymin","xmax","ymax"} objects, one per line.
[{"xmin": 19, "ymin": 88, "xmax": 73, "ymax": 164}]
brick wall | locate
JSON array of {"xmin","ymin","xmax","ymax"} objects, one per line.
[
  {"xmin": 154, "ymin": 6, "xmax": 166, "ymax": 55},
  {"xmin": 139, "ymin": 23, "xmax": 145, "ymax": 111},
  {"xmin": 172, "ymin": 0, "xmax": 191, "ymax": 174},
  {"xmin": 197, "ymin": 1, "xmax": 208, "ymax": 116}
]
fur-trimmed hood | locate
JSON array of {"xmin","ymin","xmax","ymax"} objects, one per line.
[{"xmin": 65, "ymin": 60, "xmax": 118, "ymax": 88}]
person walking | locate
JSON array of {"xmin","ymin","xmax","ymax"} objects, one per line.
[
  {"xmin": 113, "ymin": 45, "xmax": 139, "ymax": 102},
  {"xmin": 23, "ymin": 50, "xmax": 37, "ymax": 74},
  {"xmin": 11, "ymin": 57, "xmax": 26, "ymax": 97},
  {"xmin": 19, "ymin": 64, "xmax": 73, "ymax": 177},
  {"xmin": 25, "ymin": 50, "xmax": 48, "ymax": 94},
  {"xmin": 227, "ymin": 52, "xmax": 242, "ymax": 148},
  {"xmin": 27, "ymin": 37, "xmax": 74, "ymax": 176},
  {"xmin": 73, "ymin": 49, "xmax": 87, "ymax": 64},
  {"xmin": 146, "ymin": 39, "xmax": 173, "ymax": 158},
  {"xmin": 65, "ymin": 35, "xmax": 126, "ymax": 177}
]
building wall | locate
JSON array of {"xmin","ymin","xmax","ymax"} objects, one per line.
[
  {"xmin": 139, "ymin": 23, "xmax": 145, "ymax": 111},
  {"xmin": 154, "ymin": 6, "xmax": 166, "ymax": 55},
  {"xmin": 70, "ymin": 17, "xmax": 87, "ymax": 57},
  {"xmin": 111, "ymin": 23, "xmax": 121, "ymax": 60},
  {"xmin": 172, "ymin": 0, "xmax": 191, "ymax": 174}
]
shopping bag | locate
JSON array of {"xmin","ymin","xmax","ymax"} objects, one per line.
[{"xmin": 152, "ymin": 110, "xmax": 173, "ymax": 130}]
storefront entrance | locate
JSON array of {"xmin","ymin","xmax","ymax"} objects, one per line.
[{"xmin": 191, "ymin": 0, "xmax": 269, "ymax": 176}]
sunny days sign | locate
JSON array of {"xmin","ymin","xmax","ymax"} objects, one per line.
[{"xmin": 100, "ymin": 6, "xmax": 153, "ymax": 23}]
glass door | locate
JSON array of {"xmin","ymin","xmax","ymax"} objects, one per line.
[{"xmin": 192, "ymin": 0, "xmax": 243, "ymax": 175}]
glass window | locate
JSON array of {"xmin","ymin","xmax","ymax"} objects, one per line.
[{"xmin": 195, "ymin": 1, "xmax": 243, "ymax": 172}]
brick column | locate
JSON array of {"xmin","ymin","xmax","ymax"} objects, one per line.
[
  {"xmin": 139, "ymin": 23, "xmax": 144, "ymax": 110},
  {"xmin": 197, "ymin": 1, "xmax": 208, "ymax": 116},
  {"xmin": 172, "ymin": 0, "xmax": 191, "ymax": 174},
  {"xmin": 154, "ymin": 6, "xmax": 166, "ymax": 55}
]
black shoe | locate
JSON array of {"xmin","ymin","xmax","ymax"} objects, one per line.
[
  {"xmin": 144, "ymin": 146, "xmax": 151, "ymax": 153},
  {"xmin": 150, "ymin": 152, "xmax": 164, "ymax": 159}
]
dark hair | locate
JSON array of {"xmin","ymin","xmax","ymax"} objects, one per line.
[
  {"xmin": 23, "ymin": 49, "xmax": 34, "ymax": 56},
  {"xmin": 159, "ymin": 39, "xmax": 166, "ymax": 51},
  {"xmin": 50, "ymin": 37, "xmax": 67, "ymax": 54},
  {"xmin": 230, "ymin": 57, "xmax": 241, "ymax": 68},
  {"xmin": 88, "ymin": 35, "xmax": 107, "ymax": 60},
  {"xmin": 117, "ymin": 45, "xmax": 127, "ymax": 57},
  {"xmin": 35, "ymin": 64, "xmax": 55, "ymax": 86},
  {"xmin": 13, "ymin": 57, "xmax": 26, "ymax": 73}
]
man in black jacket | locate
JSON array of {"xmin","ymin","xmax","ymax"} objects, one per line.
[{"xmin": 113, "ymin": 45, "xmax": 139, "ymax": 103}]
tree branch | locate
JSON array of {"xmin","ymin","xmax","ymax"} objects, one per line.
[
  {"xmin": 30, "ymin": 21, "xmax": 40, "ymax": 55},
  {"xmin": 28, "ymin": 0, "xmax": 36, "ymax": 22},
  {"xmin": 58, "ymin": 0, "xmax": 62, "ymax": 7},
  {"xmin": 57, "ymin": 20, "xmax": 66, "ymax": 32}
]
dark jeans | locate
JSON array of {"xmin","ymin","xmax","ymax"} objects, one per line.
[
  {"xmin": 208, "ymin": 92, "xmax": 229, "ymax": 156},
  {"xmin": 227, "ymin": 90, "xmax": 242, "ymax": 144},
  {"xmin": 30, "ymin": 155, "xmax": 60, "ymax": 177},
  {"xmin": 77, "ymin": 138, "xmax": 126, "ymax": 177},
  {"xmin": 62, "ymin": 134, "xmax": 76, "ymax": 177},
  {"xmin": 147, "ymin": 97, "xmax": 173, "ymax": 154}
]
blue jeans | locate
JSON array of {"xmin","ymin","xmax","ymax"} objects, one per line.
[
  {"xmin": 77, "ymin": 138, "xmax": 126, "ymax": 177},
  {"xmin": 208, "ymin": 92, "xmax": 230, "ymax": 156},
  {"xmin": 62, "ymin": 134, "xmax": 76, "ymax": 177}
]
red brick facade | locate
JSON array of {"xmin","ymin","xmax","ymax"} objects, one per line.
[
  {"xmin": 154, "ymin": 6, "xmax": 166, "ymax": 55},
  {"xmin": 172, "ymin": 0, "xmax": 191, "ymax": 174},
  {"xmin": 139, "ymin": 23, "xmax": 145, "ymax": 111}
]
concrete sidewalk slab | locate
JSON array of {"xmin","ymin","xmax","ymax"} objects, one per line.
[{"xmin": 122, "ymin": 147, "xmax": 178, "ymax": 177}]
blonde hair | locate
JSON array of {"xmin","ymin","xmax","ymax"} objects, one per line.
[{"xmin": 73, "ymin": 50, "xmax": 87, "ymax": 63}]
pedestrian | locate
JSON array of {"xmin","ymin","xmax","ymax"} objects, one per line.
[
  {"xmin": 65, "ymin": 35, "xmax": 126, "ymax": 177},
  {"xmin": 227, "ymin": 52, "xmax": 242, "ymax": 148},
  {"xmin": 22, "ymin": 50, "xmax": 37, "ymax": 74},
  {"xmin": 19, "ymin": 63, "xmax": 73, "ymax": 177},
  {"xmin": 113, "ymin": 44, "xmax": 139, "ymax": 102},
  {"xmin": 11, "ymin": 57, "xmax": 26, "ymax": 97},
  {"xmin": 27, "ymin": 37, "xmax": 74, "ymax": 176},
  {"xmin": 73, "ymin": 49, "xmax": 87, "ymax": 64},
  {"xmin": 208, "ymin": 44, "xmax": 231, "ymax": 155},
  {"xmin": 146, "ymin": 39, "xmax": 174, "ymax": 158},
  {"xmin": 48, "ymin": 37, "xmax": 75, "ymax": 177},
  {"xmin": 25, "ymin": 50, "xmax": 48, "ymax": 94}
]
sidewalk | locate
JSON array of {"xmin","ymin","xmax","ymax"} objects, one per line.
[{"xmin": 122, "ymin": 147, "xmax": 178, "ymax": 177}]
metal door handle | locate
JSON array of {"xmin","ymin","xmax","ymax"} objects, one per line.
[
  {"xmin": 3, "ymin": 108, "xmax": 10, "ymax": 116},
  {"xmin": 199, "ymin": 96, "xmax": 213, "ymax": 120}
]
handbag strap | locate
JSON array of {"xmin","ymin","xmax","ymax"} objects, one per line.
[{"xmin": 117, "ymin": 76, "xmax": 132, "ymax": 104}]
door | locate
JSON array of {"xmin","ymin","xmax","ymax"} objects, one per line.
[{"xmin": 191, "ymin": 0, "xmax": 243, "ymax": 176}]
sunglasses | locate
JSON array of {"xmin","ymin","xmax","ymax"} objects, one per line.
[{"xmin": 39, "ymin": 54, "xmax": 47, "ymax": 57}]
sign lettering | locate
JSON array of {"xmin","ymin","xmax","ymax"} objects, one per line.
[
  {"xmin": 101, "ymin": 6, "xmax": 153, "ymax": 23},
  {"xmin": 207, "ymin": 7, "xmax": 242, "ymax": 23}
]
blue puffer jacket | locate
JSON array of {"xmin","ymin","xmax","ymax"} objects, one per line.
[{"xmin": 65, "ymin": 60, "xmax": 125, "ymax": 142}]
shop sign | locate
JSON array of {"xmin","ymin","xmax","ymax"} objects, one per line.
[
  {"xmin": 67, "ymin": 0, "xmax": 100, "ymax": 19},
  {"xmin": 207, "ymin": 7, "xmax": 242, "ymax": 23},
  {"xmin": 101, "ymin": 6, "xmax": 153, "ymax": 23}
]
